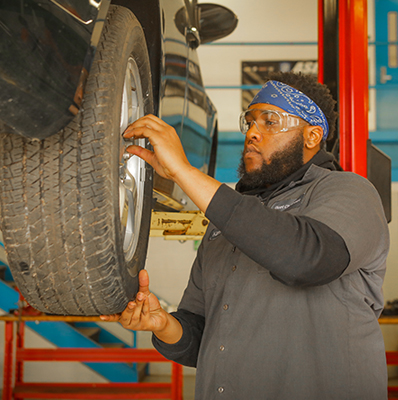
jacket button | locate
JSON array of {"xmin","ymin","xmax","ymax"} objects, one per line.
[
  {"xmin": 232, "ymin": 246, "xmax": 236, "ymax": 252},
  {"xmin": 220, "ymin": 345, "xmax": 225, "ymax": 351},
  {"xmin": 223, "ymin": 304, "xmax": 229, "ymax": 310},
  {"xmin": 231, "ymin": 265, "xmax": 236, "ymax": 271},
  {"xmin": 218, "ymin": 387, "xmax": 224, "ymax": 393}
]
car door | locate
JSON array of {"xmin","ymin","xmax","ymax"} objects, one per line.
[
  {"xmin": 158, "ymin": 0, "xmax": 189, "ymax": 136},
  {"xmin": 183, "ymin": 48, "xmax": 216, "ymax": 175},
  {"xmin": 182, "ymin": 0, "xmax": 216, "ymax": 176}
]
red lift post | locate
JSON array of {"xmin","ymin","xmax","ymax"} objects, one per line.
[
  {"xmin": 339, "ymin": 0, "xmax": 369, "ymax": 176},
  {"xmin": 318, "ymin": 0, "xmax": 369, "ymax": 176},
  {"xmin": 318, "ymin": 1, "xmax": 395, "ymax": 398}
]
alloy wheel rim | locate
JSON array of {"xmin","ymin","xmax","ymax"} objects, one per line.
[{"xmin": 119, "ymin": 57, "xmax": 146, "ymax": 264}]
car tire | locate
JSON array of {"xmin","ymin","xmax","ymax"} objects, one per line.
[{"xmin": 0, "ymin": 5, "xmax": 153, "ymax": 315}]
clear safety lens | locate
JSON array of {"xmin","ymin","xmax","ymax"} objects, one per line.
[{"xmin": 239, "ymin": 109, "xmax": 304, "ymax": 135}]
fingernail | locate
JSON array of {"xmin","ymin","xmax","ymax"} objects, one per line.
[
  {"xmin": 128, "ymin": 302, "xmax": 135, "ymax": 309},
  {"xmin": 137, "ymin": 293, "xmax": 143, "ymax": 301},
  {"xmin": 100, "ymin": 316, "xmax": 108, "ymax": 320}
]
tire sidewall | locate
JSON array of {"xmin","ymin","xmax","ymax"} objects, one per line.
[{"xmin": 90, "ymin": 7, "xmax": 154, "ymax": 301}]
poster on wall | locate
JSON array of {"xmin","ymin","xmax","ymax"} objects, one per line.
[{"xmin": 241, "ymin": 60, "xmax": 318, "ymax": 109}]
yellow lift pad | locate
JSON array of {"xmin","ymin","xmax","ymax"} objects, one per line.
[{"xmin": 150, "ymin": 211, "xmax": 209, "ymax": 240}]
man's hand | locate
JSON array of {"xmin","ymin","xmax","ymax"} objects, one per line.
[
  {"xmin": 123, "ymin": 114, "xmax": 192, "ymax": 181},
  {"xmin": 122, "ymin": 114, "xmax": 222, "ymax": 214},
  {"xmin": 100, "ymin": 269, "xmax": 183, "ymax": 344},
  {"xmin": 100, "ymin": 269, "xmax": 166, "ymax": 331}
]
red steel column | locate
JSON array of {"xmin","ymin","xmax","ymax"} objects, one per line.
[
  {"xmin": 3, "ymin": 321, "xmax": 14, "ymax": 400},
  {"xmin": 339, "ymin": 0, "xmax": 350, "ymax": 171},
  {"xmin": 171, "ymin": 362, "xmax": 183, "ymax": 400},
  {"xmin": 15, "ymin": 322, "xmax": 25, "ymax": 385},
  {"xmin": 339, "ymin": 0, "xmax": 369, "ymax": 176},
  {"xmin": 318, "ymin": 0, "xmax": 324, "ymax": 84}
]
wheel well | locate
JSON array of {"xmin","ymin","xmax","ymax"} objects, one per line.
[{"xmin": 111, "ymin": 0, "xmax": 162, "ymax": 116}]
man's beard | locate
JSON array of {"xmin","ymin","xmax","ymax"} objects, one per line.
[{"xmin": 237, "ymin": 131, "xmax": 305, "ymax": 191}]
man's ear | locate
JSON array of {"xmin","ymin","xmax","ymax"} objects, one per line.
[{"xmin": 304, "ymin": 125, "xmax": 323, "ymax": 149}]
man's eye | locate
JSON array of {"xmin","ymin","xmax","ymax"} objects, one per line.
[{"xmin": 265, "ymin": 120, "xmax": 278, "ymax": 126}]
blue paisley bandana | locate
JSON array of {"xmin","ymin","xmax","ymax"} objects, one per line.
[{"xmin": 249, "ymin": 80, "xmax": 329, "ymax": 140}]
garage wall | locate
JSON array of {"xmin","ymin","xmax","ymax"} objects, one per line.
[
  {"xmin": 198, "ymin": 0, "xmax": 318, "ymax": 182},
  {"xmin": 198, "ymin": 0, "xmax": 318, "ymax": 132}
]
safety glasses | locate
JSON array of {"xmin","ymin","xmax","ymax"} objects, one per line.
[{"xmin": 239, "ymin": 109, "xmax": 308, "ymax": 135}]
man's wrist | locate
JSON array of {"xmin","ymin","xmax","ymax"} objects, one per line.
[
  {"xmin": 172, "ymin": 165, "xmax": 221, "ymax": 213},
  {"xmin": 153, "ymin": 311, "xmax": 183, "ymax": 344},
  {"xmin": 172, "ymin": 163, "xmax": 197, "ymax": 186}
]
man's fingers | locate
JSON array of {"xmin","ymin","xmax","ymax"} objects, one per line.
[
  {"xmin": 128, "ymin": 292, "xmax": 145, "ymax": 325},
  {"xmin": 131, "ymin": 114, "xmax": 169, "ymax": 129},
  {"xmin": 117, "ymin": 302, "xmax": 135, "ymax": 326},
  {"xmin": 126, "ymin": 145, "xmax": 155, "ymax": 163},
  {"xmin": 100, "ymin": 313, "xmax": 121, "ymax": 322},
  {"xmin": 124, "ymin": 125, "xmax": 156, "ymax": 140},
  {"xmin": 141, "ymin": 114, "xmax": 169, "ymax": 125},
  {"xmin": 125, "ymin": 146, "xmax": 168, "ymax": 180},
  {"xmin": 142, "ymin": 297, "xmax": 149, "ymax": 317},
  {"xmin": 123, "ymin": 115, "xmax": 167, "ymax": 139},
  {"xmin": 138, "ymin": 269, "xmax": 150, "ymax": 295}
]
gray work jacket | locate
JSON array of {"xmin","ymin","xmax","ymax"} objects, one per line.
[{"xmin": 154, "ymin": 163, "xmax": 389, "ymax": 400}]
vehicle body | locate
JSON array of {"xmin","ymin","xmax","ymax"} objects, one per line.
[
  {"xmin": 0, "ymin": 0, "xmax": 237, "ymax": 315},
  {"xmin": 0, "ymin": 0, "xmax": 237, "ymax": 205}
]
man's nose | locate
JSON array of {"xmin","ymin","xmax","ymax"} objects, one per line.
[{"xmin": 246, "ymin": 123, "xmax": 262, "ymax": 142}]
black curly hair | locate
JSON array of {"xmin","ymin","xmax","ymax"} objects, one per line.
[{"xmin": 265, "ymin": 71, "xmax": 338, "ymax": 144}]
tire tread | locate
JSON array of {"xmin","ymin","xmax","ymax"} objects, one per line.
[{"xmin": 0, "ymin": 5, "xmax": 153, "ymax": 315}]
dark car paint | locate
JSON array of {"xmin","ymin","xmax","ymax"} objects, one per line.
[
  {"xmin": 0, "ymin": 0, "xmax": 236, "ymax": 197},
  {"xmin": 0, "ymin": 0, "xmax": 110, "ymax": 139}
]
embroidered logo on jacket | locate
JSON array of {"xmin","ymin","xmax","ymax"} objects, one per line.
[
  {"xmin": 270, "ymin": 194, "xmax": 304, "ymax": 211},
  {"xmin": 209, "ymin": 229, "xmax": 222, "ymax": 241}
]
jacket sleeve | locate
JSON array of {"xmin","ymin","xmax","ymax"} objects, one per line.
[
  {"xmin": 152, "ymin": 309, "xmax": 205, "ymax": 367},
  {"xmin": 205, "ymin": 173, "xmax": 388, "ymax": 287}
]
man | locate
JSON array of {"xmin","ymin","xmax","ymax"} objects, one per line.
[{"xmin": 101, "ymin": 72, "xmax": 389, "ymax": 399}]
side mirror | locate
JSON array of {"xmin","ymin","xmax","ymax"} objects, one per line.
[
  {"xmin": 175, "ymin": 3, "xmax": 238, "ymax": 48},
  {"xmin": 198, "ymin": 3, "xmax": 238, "ymax": 44}
]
